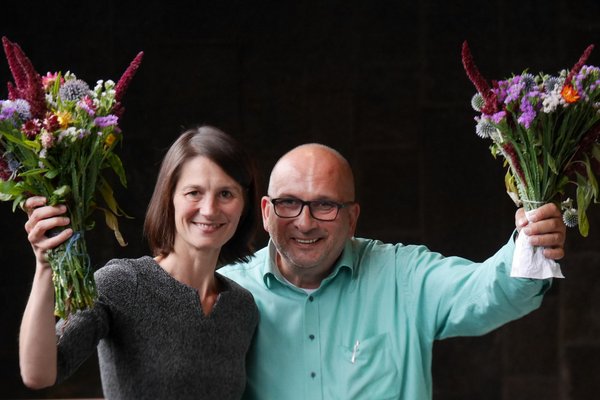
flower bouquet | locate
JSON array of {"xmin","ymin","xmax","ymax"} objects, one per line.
[
  {"xmin": 461, "ymin": 41, "xmax": 600, "ymax": 279},
  {"xmin": 0, "ymin": 37, "xmax": 143, "ymax": 318}
]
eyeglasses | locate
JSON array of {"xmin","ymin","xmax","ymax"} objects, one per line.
[{"xmin": 269, "ymin": 197, "xmax": 354, "ymax": 221}]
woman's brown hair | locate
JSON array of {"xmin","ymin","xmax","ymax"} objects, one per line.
[{"xmin": 144, "ymin": 126, "xmax": 259, "ymax": 266}]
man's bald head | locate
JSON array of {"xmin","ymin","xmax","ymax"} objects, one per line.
[{"xmin": 268, "ymin": 143, "xmax": 355, "ymax": 201}]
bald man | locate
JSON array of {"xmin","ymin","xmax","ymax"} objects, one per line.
[{"xmin": 219, "ymin": 143, "xmax": 566, "ymax": 400}]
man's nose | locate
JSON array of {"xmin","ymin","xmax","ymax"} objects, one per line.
[{"xmin": 294, "ymin": 204, "xmax": 318, "ymax": 229}]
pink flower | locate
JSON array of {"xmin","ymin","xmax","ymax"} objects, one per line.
[
  {"xmin": 40, "ymin": 131, "xmax": 54, "ymax": 149},
  {"xmin": 42, "ymin": 72, "xmax": 63, "ymax": 91},
  {"xmin": 77, "ymin": 96, "xmax": 96, "ymax": 116}
]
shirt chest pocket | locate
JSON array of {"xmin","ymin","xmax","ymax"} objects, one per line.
[{"xmin": 331, "ymin": 332, "xmax": 401, "ymax": 399}]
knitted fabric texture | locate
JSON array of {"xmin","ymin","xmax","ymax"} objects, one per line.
[{"xmin": 55, "ymin": 256, "xmax": 258, "ymax": 400}]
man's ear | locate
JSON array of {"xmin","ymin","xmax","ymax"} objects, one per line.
[{"xmin": 261, "ymin": 196, "xmax": 272, "ymax": 232}]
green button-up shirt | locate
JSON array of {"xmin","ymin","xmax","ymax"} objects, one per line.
[{"xmin": 219, "ymin": 236, "xmax": 549, "ymax": 400}]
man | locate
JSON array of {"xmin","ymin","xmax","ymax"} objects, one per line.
[{"xmin": 218, "ymin": 143, "xmax": 566, "ymax": 399}]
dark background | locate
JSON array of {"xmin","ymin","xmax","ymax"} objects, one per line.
[{"xmin": 1, "ymin": 1, "xmax": 600, "ymax": 399}]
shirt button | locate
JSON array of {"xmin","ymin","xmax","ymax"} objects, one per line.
[
  {"xmin": 308, "ymin": 296, "xmax": 314, "ymax": 302},
  {"xmin": 309, "ymin": 334, "xmax": 315, "ymax": 340},
  {"xmin": 310, "ymin": 372, "xmax": 316, "ymax": 378}
]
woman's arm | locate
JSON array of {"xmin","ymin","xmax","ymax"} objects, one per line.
[{"xmin": 19, "ymin": 196, "xmax": 72, "ymax": 389}]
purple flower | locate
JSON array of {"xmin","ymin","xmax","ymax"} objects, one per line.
[
  {"xmin": 491, "ymin": 111, "xmax": 506, "ymax": 124},
  {"xmin": 505, "ymin": 77, "xmax": 525, "ymax": 104},
  {"xmin": 94, "ymin": 115, "xmax": 118, "ymax": 128},
  {"xmin": 77, "ymin": 96, "xmax": 96, "ymax": 117},
  {"xmin": 0, "ymin": 103, "xmax": 14, "ymax": 120},
  {"xmin": 518, "ymin": 96, "xmax": 537, "ymax": 129},
  {"xmin": 1, "ymin": 99, "xmax": 31, "ymax": 121},
  {"xmin": 492, "ymin": 80, "xmax": 510, "ymax": 104},
  {"xmin": 518, "ymin": 111, "xmax": 535, "ymax": 128}
]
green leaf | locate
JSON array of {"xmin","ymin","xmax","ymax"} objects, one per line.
[
  {"xmin": 547, "ymin": 154, "xmax": 558, "ymax": 174},
  {"xmin": 106, "ymin": 152, "xmax": 127, "ymax": 187},
  {"xmin": 48, "ymin": 185, "xmax": 71, "ymax": 205},
  {"xmin": 2, "ymin": 131, "xmax": 41, "ymax": 152},
  {"xmin": 44, "ymin": 169, "xmax": 60, "ymax": 179},
  {"xmin": 0, "ymin": 180, "xmax": 18, "ymax": 198},
  {"xmin": 576, "ymin": 182, "xmax": 592, "ymax": 237},
  {"xmin": 578, "ymin": 208, "xmax": 590, "ymax": 237},
  {"xmin": 19, "ymin": 168, "xmax": 49, "ymax": 177},
  {"xmin": 0, "ymin": 192, "xmax": 13, "ymax": 201},
  {"xmin": 586, "ymin": 160, "xmax": 599, "ymax": 199}
]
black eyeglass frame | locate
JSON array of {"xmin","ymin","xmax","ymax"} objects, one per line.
[{"xmin": 269, "ymin": 197, "xmax": 354, "ymax": 221}]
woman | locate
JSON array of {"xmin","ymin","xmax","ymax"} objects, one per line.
[{"xmin": 19, "ymin": 126, "xmax": 260, "ymax": 399}]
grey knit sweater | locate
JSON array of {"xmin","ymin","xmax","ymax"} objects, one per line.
[{"xmin": 55, "ymin": 256, "xmax": 258, "ymax": 400}]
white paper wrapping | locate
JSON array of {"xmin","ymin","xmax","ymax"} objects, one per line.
[{"xmin": 510, "ymin": 209, "xmax": 565, "ymax": 279}]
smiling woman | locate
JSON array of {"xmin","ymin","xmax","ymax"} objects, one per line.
[
  {"xmin": 171, "ymin": 157, "xmax": 245, "ymax": 256},
  {"xmin": 18, "ymin": 126, "xmax": 260, "ymax": 400}
]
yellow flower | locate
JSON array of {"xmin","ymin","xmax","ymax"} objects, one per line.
[
  {"xmin": 561, "ymin": 84, "xmax": 580, "ymax": 103},
  {"xmin": 105, "ymin": 133, "xmax": 117, "ymax": 147},
  {"xmin": 56, "ymin": 111, "xmax": 73, "ymax": 128}
]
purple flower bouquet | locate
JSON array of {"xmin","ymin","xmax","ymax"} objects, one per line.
[
  {"xmin": 462, "ymin": 42, "xmax": 599, "ymax": 278},
  {"xmin": 0, "ymin": 37, "xmax": 143, "ymax": 318}
]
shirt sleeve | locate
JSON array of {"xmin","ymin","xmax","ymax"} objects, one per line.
[
  {"xmin": 400, "ymin": 236, "xmax": 551, "ymax": 341},
  {"xmin": 55, "ymin": 258, "xmax": 137, "ymax": 383}
]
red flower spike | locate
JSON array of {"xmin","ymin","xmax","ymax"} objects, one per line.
[
  {"xmin": 6, "ymin": 81, "xmax": 18, "ymax": 100},
  {"xmin": 461, "ymin": 41, "xmax": 498, "ymax": 115},
  {"xmin": 112, "ymin": 51, "xmax": 144, "ymax": 117},
  {"xmin": 114, "ymin": 52, "xmax": 144, "ymax": 103},
  {"xmin": 9, "ymin": 40, "xmax": 46, "ymax": 119},
  {"xmin": 2, "ymin": 37, "xmax": 47, "ymax": 119},
  {"xmin": 563, "ymin": 44, "xmax": 594, "ymax": 88},
  {"xmin": 2, "ymin": 37, "xmax": 27, "ymax": 92}
]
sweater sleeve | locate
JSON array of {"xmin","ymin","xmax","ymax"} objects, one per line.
[{"xmin": 55, "ymin": 258, "xmax": 138, "ymax": 383}]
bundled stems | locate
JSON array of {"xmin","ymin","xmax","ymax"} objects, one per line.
[{"xmin": 47, "ymin": 230, "xmax": 94, "ymax": 319}]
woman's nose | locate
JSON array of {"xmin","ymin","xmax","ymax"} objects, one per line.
[{"xmin": 200, "ymin": 196, "xmax": 218, "ymax": 215}]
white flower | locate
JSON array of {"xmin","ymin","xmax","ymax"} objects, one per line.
[
  {"xmin": 542, "ymin": 85, "xmax": 565, "ymax": 113},
  {"xmin": 94, "ymin": 80, "xmax": 104, "ymax": 92}
]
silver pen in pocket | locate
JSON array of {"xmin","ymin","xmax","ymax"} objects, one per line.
[{"xmin": 351, "ymin": 340, "xmax": 360, "ymax": 364}]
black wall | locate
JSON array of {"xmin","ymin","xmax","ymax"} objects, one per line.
[{"xmin": 2, "ymin": 1, "xmax": 600, "ymax": 399}]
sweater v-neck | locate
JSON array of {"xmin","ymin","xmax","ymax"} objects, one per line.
[{"xmin": 144, "ymin": 256, "xmax": 228, "ymax": 318}]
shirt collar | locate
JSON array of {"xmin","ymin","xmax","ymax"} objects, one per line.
[{"xmin": 262, "ymin": 239, "xmax": 356, "ymax": 289}]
